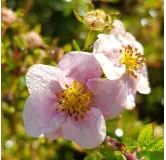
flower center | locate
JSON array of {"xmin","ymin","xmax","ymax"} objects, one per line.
[
  {"xmin": 56, "ymin": 80, "xmax": 95, "ymax": 121},
  {"xmin": 119, "ymin": 45, "xmax": 144, "ymax": 78}
]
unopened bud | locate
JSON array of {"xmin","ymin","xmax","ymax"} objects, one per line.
[
  {"xmin": 1, "ymin": 8, "xmax": 16, "ymax": 26},
  {"xmin": 83, "ymin": 9, "xmax": 109, "ymax": 31},
  {"xmin": 27, "ymin": 31, "xmax": 43, "ymax": 48}
]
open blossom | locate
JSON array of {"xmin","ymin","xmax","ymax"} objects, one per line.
[
  {"xmin": 23, "ymin": 51, "xmax": 126, "ymax": 149},
  {"xmin": 93, "ymin": 20, "xmax": 151, "ymax": 109}
]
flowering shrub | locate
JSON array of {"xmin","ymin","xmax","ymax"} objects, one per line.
[{"xmin": 2, "ymin": 0, "xmax": 163, "ymax": 160}]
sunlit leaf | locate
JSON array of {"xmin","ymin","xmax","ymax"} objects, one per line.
[
  {"xmin": 72, "ymin": 39, "xmax": 80, "ymax": 51},
  {"xmin": 147, "ymin": 136, "xmax": 164, "ymax": 152},
  {"xmin": 84, "ymin": 151, "xmax": 101, "ymax": 160},
  {"xmin": 138, "ymin": 123, "xmax": 154, "ymax": 148},
  {"xmin": 73, "ymin": 10, "xmax": 83, "ymax": 22},
  {"xmin": 33, "ymin": 24, "xmax": 42, "ymax": 33},
  {"xmin": 137, "ymin": 151, "xmax": 164, "ymax": 160},
  {"xmin": 87, "ymin": 2, "xmax": 94, "ymax": 11},
  {"xmin": 99, "ymin": 146, "xmax": 122, "ymax": 160}
]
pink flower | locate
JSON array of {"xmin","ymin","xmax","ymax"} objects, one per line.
[
  {"xmin": 1, "ymin": 8, "xmax": 16, "ymax": 26},
  {"xmin": 23, "ymin": 51, "xmax": 126, "ymax": 149},
  {"xmin": 93, "ymin": 20, "xmax": 151, "ymax": 109}
]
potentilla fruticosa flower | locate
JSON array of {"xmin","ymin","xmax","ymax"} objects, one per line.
[
  {"xmin": 23, "ymin": 51, "xmax": 127, "ymax": 149},
  {"xmin": 1, "ymin": 8, "xmax": 16, "ymax": 26},
  {"xmin": 93, "ymin": 20, "xmax": 151, "ymax": 109},
  {"xmin": 27, "ymin": 31, "xmax": 44, "ymax": 49}
]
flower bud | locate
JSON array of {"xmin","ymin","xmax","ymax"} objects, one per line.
[
  {"xmin": 83, "ymin": 9, "xmax": 109, "ymax": 31},
  {"xmin": 27, "ymin": 31, "xmax": 43, "ymax": 48},
  {"xmin": 1, "ymin": 8, "xmax": 16, "ymax": 26}
]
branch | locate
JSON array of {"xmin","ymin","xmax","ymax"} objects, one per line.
[{"xmin": 24, "ymin": 0, "xmax": 33, "ymax": 18}]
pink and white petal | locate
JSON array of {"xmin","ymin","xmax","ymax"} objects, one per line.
[
  {"xmin": 137, "ymin": 66, "xmax": 151, "ymax": 94},
  {"xmin": 48, "ymin": 112, "xmax": 67, "ymax": 131},
  {"xmin": 24, "ymin": 118, "xmax": 44, "ymax": 137},
  {"xmin": 112, "ymin": 33, "xmax": 134, "ymax": 47},
  {"xmin": 126, "ymin": 93, "xmax": 136, "ymax": 110},
  {"xmin": 26, "ymin": 64, "xmax": 66, "ymax": 94},
  {"xmin": 122, "ymin": 72, "xmax": 138, "ymax": 109},
  {"xmin": 134, "ymin": 41, "xmax": 144, "ymax": 54},
  {"xmin": 93, "ymin": 34, "xmax": 122, "ymax": 64},
  {"xmin": 23, "ymin": 91, "xmax": 58, "ymax": 137},
  {"xmin": 111, "ymin": 20, "xmax": 126, "ymax": 35},
  {"xmin": 62, "ymin": 108, "xmax": 106, "ymax": 149},
  {"xmin": 124, "ymin": 32, "xmax": 135, "ymax": 41},
  {"xmin": 44, "ymin": 128, "xmax": 62, "ymax": 140},
  {"xmin": 86, "ymin": 78, "xmax": 126, "ymax": 120},
  {"xmin": 110, "ymin": 21, "xmax": 144, "ymax": 55},
  {"xmin": 58, "ymin": 52, "xmax": 101, "ymax": 83},
  {"xmin": 94, "ymin": 53, "xmax": 126, "ymax": 80}
]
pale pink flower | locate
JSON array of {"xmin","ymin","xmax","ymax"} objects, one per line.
[
  {"xmin": 1, "ymin": 8, "xmax": 16, "ymax": 26},
  {"xmin": 93, "ymin": 20, "xmax": 151, "ymax": 109},
  {"xmin": 27, "ymin": 31, "xmax": 43, "ymax": 48},
  {"xmin": 23, "ymin": 51, "xmax": 126, "ymax": 149}
]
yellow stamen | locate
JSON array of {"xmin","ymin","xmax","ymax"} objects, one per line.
[
  {"xmin": 56, "ymin": 80, "xmax": 95, "ymax": 121},
  {"xmin": 119, "ymin": 45, "xmax": 144, "ymax": 78}
]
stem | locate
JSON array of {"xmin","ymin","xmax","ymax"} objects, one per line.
[
  {"xmin": 83, "ymin": 30, "xmax": 94, "ymax": 51},
  {"xmin": 1, "ymin": 26, "xmax": 8, "ymax": 39},
  {"xmin": 24, "ymin": 0, "xmax": 33, "ymax": 18},
  {"xmin": 0, "ymin": 0, "xmax": 6, "ymax": 8},
  {"xmin": 105, "ymin": 136, "xmax": 138, "ymax": 160}
]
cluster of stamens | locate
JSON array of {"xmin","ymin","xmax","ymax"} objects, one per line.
[
  {"xmin": 56, "ymin": 80, "xmax": 95, "ymax": 121},
  {"xmin": 119, "ymin": 45, "xmax": 145, "ymax": 78}
]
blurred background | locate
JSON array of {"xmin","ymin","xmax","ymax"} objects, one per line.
[{"xmin": 1, "ymin": 0, "xmax": 164, "ymax": 159}]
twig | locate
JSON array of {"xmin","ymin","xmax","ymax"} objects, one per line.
[
  {"xmin": 1, "ymin": 26, "xmax": 8, "ymax": 38},
  {"xmin": 24, "ymin": 0, "xmax": 33, "ymax": 18}
]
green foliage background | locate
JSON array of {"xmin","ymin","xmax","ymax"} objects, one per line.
[{"xmin": 1, "ymin": 0, "xmax": 164, "ymax": 159}]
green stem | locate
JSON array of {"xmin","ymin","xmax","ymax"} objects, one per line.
[{"xmin": 83, "ymin": 30, "xmax": 94, "ymax": 51}]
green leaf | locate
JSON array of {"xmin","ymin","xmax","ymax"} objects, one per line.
[
  {"xmin": 138, "ymin": 123, "xmax": 154, "ymax": 148},
  {"xmin": 15, "ymin": 9, "xmax": 24, "ymax": 18},
  {"xmin": 99, "ymin": 146, "xmax": 122, "ymax": 160},
  {"xmin": 147, "ymin": 136, "xmax": 164, "ymax": 152},
  {"xmin": 87, "ymin": 2, "xmax": 94, "ymax": 11},
  {"xmin": 73, "ymin": 10, "xmax": 83, "ymax": 22},
  {"xmin": 114, "ymin": 151, "xmax": 123, "ymax": 160},
  {"xmin": 33, "ymin": 24, "xmax": 42, "ymax": 33},
  {"xmin": 137, "ymin": 151, "xmax": 164, "ymax": 160},
  {"xmin": 72, "ymin": 40, "xmax": 80, "ymax": 51},
  {"xmin": 84, "ymin": 151, "xmax": 101, "ymax": 160}
]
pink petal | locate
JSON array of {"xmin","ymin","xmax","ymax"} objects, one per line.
[
  {"xmin": 122, "ymin": 73, "xmax": 138, "ymax": 110},
  {"xmin": 86, "ymin": 78, "xmax": 126, "ymax": 119},
  {"xmin": 126, "ymin": 93, "xmax": 136, "ymax": 110},
  {"xmin": 44, "ymin": 128, "xmax": 62, "ymax": 140},
  {"xmin": 23, "ymin": 118, "xmax": 44, "ymax": 137},
  {"xmin": 93, "ymin": 53, "xmax": 126, "ymax": 80},
  {"xmin": 137, "ymin": 66, "xmax": 151, "ymax": 94},
  {"xmin": 48, "ymin": 112, "xmax": 67, "ymax": 130},
  {"xmin": 124, "ymin": 32, "xmax": 135, "ymax": 41},
  {"xmin": 110, "ymin": 21, "xmax": 144, "ymax": 54},
  {"xmin": 93, "ymin": 34, "xmax": 126, "ymax": 80},
  {"xmin": 62, "ymin": 108, "xmax": 106, "ymax": 149},
  {"xmin": 93, "ymin": 34, "xmax": 122, "ymax": 64},
  {"xmin": 26, "ymin": 64, "xmax": 66, "ymax": 94},
  {"xmin": 111, "ymin": 20, "xmax": 126, "ymax": 35},
  {"xmin": 57, "ymin": 51, "xmax": 101, "ymax": 83},
  {"xmin": 23, "ymin": 91, "xmax": 65, "ymax": 137}
]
